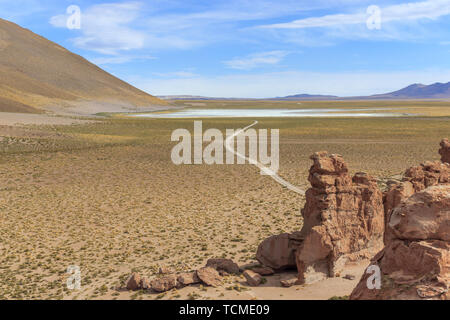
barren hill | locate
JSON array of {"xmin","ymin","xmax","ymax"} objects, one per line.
[{"xmin": 0, "ymin": 18, "xmax": 166, "ymax": 114}]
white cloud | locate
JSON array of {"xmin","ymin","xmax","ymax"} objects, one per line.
[
  {"xmin": 224, "ymin": 51, "xmax": 289, "ymax": 70},
  {"xmin": 260, "ymin": 0, "xmax": 450, "ymax": 29},
  {"xmin": 128, "ymin": 69, "xmax": 450, "ymax": 98},
  {"xmin": 251, "ymin": 0, "xmax": 450, "ymax": 46},
  {"xmin": 50, "ymin": 2, "xmax": 147, "ymax": 55},
  {"xmin": 48, "ymin": 0, "xmax": 382, "ymax": 55}
]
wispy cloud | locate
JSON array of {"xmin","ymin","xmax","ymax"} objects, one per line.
[
  {"xmin": 50, "ymin": 2, "xmax": 147, "ymax": 55},
  {"xmin": 260, "ymin": 0, "xmax": 450, "ymax": 29},
  {"xmin": 224, "ymin": 51, "xmax": 289, "ymax": 70},
  {"xmin": 255, "ymin": 0, "xmax": 450, "ymax": 45},
  {"xmin": 48, "ymin": 0, "xmax": 375, "ymax": 55}
]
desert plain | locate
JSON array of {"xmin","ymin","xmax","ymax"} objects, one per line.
[{"xmin": 0, "ymin": 100, "xmax": 449, "ymax": 300}]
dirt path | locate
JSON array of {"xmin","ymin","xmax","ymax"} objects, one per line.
[{"xmin": 225, "ymin": 120, "xmax": 306, "ymax": 195}]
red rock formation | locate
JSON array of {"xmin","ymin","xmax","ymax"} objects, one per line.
[
  {"xmin": 294, "ymin": 152, "xmax": 385, "ymax": 283},
  {"xmin": 383, "ymin": 146, "xmax": 449, "ymax": 243},
  {"xmin": 256, "ymin": 140, "xmax": 449, "ymax": 291},
  {"xmin": 440, "ymin": 138, "xmax": 450, "ymax": 164},
  {"xmin": 350, "ymin": 184, "xmax": 449, "ymax": 300},
  {"xmin": 403, "ymin": 161, "xmax": 449, "ymax": 193},
  {"xmin": 256, "ymin": 152, "xmax": 384, "ymax": 283}
]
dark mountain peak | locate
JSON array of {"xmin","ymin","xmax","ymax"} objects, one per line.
[{"xmin": 271, "ymin": 82, "xmax": 450, "ymax": 101}]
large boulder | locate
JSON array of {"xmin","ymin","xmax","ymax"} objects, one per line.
[
  {"xmin": 351, "ymin": 184, "xmax": 450, "ymax": 300},
  {"xmin": 383, "ymin": 142, "xmax": 449, "ymax": 243},
  {"xmin": 389, "ymin": 185, "xmax": 449, "ymax": 241},
  {"xmin": 256, "ymin": 233, "xmax": 298, "ymax": 271},
  {"xmin": 295, "ymin": 153, "xmax": 385, "ymax": 284}
]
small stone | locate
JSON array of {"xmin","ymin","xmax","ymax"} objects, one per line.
[
  {"xmin": 243, "ymin": 270, "xmax": 262, "ymax": 286},
  {"xmin": 206, "ymin": 258, "xmax": 240, "ymax": 274},
  {"xmin": 252, "ymin": 266, "xmax": 275, "ymax": 276},
  {"xmin": 196, "ymin": 267, "xmax": 222, "ymax": 287},
  {"xmin": 280, "ymin": 279, "xmax": 297, "ymax": 288},
  {"xmin": 343, "ymin": 274, "xmax": 355, "ymax": 280}
]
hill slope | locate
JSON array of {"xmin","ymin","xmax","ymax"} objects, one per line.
[{"xmin": 0, "ymin": 18, "xmax": 166, "ymax": 113}]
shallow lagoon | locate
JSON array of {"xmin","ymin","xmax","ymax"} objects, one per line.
[{"xmin": 131, "ymin": 108, "xmax": 410, "ymax": 118}]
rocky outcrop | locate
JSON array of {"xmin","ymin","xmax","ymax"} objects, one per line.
[
  {"xmin": 440, "ymin": 138, "xmax": 450, "ymax": 164},
  {"xmin": 351, "ymin": 184, "xmax": 449, "ymax": 300},
  {"xmin": 256, "ymin": 152, "xmax": 385, "ymax": 284},
  {"xmin": 293, "ymin": 152, "xmax": 385, "ymax": 284},
  {"xmin": 383, "ymin": 143, "xmax": 449, "ymax": 243},
  {"xmin": 403, "ymin": 161, "xmax": 449, "ymax": 193},
  {"xmin": 389, "ymin": 185, "xmax": 449, "ymax": 241}
]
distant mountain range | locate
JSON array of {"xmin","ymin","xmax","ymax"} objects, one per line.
[
  {"xmin": 362, "ymin": 82, "xmax": 450, "ymax": 100},
  {"xmin": 159, "ymin": 82, "xmax": 450, "ymax": 101}
]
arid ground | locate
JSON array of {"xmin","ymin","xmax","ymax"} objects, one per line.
[{"xmin": 0, "ymin": 100, "xmax": 448, "ymax": 300}]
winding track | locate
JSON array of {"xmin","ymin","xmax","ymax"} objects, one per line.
[{"xmin": 224, "ymin": 120, "xmax": 306, "ymax": 196}]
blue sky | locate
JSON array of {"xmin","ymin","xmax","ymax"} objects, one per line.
[{"xmin": 1, "ymin": 0, "xmax": 450, "ymax": 97}]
